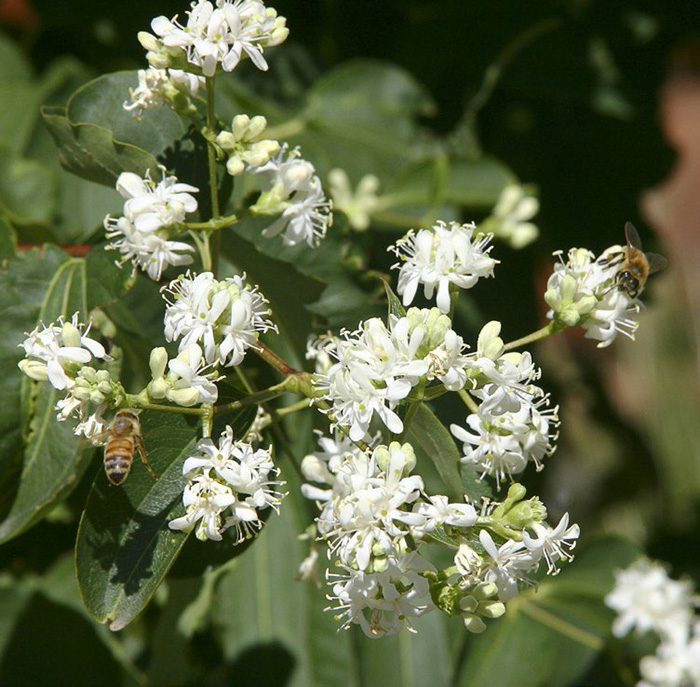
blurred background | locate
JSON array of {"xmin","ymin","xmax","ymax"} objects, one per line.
[{"xmin": 2, "ymin": 0, "xmax": 700, "ymax": 685}]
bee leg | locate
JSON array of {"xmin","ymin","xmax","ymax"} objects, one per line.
[{"xmin": 136, "ymin": 436, "xmax": 158, "ymax": 480}]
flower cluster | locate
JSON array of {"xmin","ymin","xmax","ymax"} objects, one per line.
[
  {"xmin": 163, "ymin": 271, "xmax": 276, "ymax": 368},
  {"xmin": 302, "ymin": 436, "xmax": 579, "ymax": 637},
  {"xmin": 215, "ymin": 114, "xmax": 280, "ymax": 176},
  {"xmin": 250, "ymin": 144, "xmax": 332, "ymax": 247},
  {"xmin": 545, "ymin": 246, "xmax": 640, "ymax": 348},
  {"xmin": 142, "ymin": 0, "xmax": 289, "ymax": 77},
  {"xmin": 169, "ymin": 426, "xmax": 285, "ymax": 541},
  {"xmin": 317, "ymin": 307, "xmax": 470, "ymax": 441},
  {"xmin": 18, "ymin": 313, "xmax": 120, "ymax": 440},
  {"xmin": 124, "ymin": 67, "xmax": 204, "ymax": 117},
  {"xmin": 451, "ymin": 321, "xmax": 559, "ymax": 487},
  {"xmin": 105, "ymin": 170, "xmax": 198, "ymax": 280},
  {"xmin": 605, "ymin": 558, "xmax": 700, "ymax": 687},
  {"xmin": 389, "ymin": 220, "xmax": 497, "ymax": 314}
]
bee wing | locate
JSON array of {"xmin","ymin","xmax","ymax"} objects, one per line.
[
  {"xmin": 624, "ymin": 222, "xmax": 643, "ymax": 250},
  {"xmin": 646, "ymin": 252, "xmax": 668, "ymax": 275}
]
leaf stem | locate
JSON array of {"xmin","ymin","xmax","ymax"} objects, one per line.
[
  {"xmin": 213, "ymin": 378, "xmax": 295, "ymax": 415},
  {"xmin": 502, "ymin": 323, "xmax": 554, "ymax": 351},
  {"xmin": 457, "ymin": 389, "xmax": 480, "ymax": 415},
  {"xmin": 205, "ymin": 75, "xmax": 221, "ymax": 276},
  {"xmin": 131, "ymin": 401, "xmax": 206, "ymax": 416}
]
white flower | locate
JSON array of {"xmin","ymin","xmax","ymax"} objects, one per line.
[
  {"xmin": 638, "ymin": 622, "xmax": 700, "ymax": 687},
  {"xmin": 327, "ymin": 552, "xmax": 435, "ymax": 637},
  {"xmin": 478, "ymin": 530, "xmax": 538, "ymax": 601},
  {"xmin": 104, "ymin": 170, "xmax": 198, "ymax": 280},
  {"xmin": 149, "ymin": 344, "xmax": 220, "ymax": 405},
  {"xmin": 485, "ymin": 184, "xmax": 539, "ymax": 249},
  {"xmin": 163, "ymin": 271, "xmax": 276, "ymax": 367},
  {"xmin": 250, "ymin": 145, "xmax": 332, "ymax": 247},
  {"xmin": 170, "ymin": 426, "xmax": 285, "ymax": 542},
  {"xmin": 389, "ymin": 221, "xmax": 497, "ymax": 313},
  {"xmin": 605, "ymin": 558, "xmax": 696, "ymax": 643},
  {"xmin": 169, "ymin": 471, "xmax": 237, "ymax": 541},
  {"xmin": 317, "ymin": 308, "xmax": 463, "ymax": 441},
  {"xmin": 327, "ymin": 168, "xmax": 381, "ymax": 231},
  {"xmin": 149, "ymin": 0, "xmax": 289, "ymax": 77},
  {"xmin": 305, "ymin": 332, "xmax": 337, "ymax": 375},
  {"xmin": 123, "ymin": 67, "xmax": 204, "ymax": 117},
  {"xmin": 412, "ymin": 494, "xmax": 477, "ymax": 533},
  {"xmin": 19, "ymin": 314, "xmax": 109, "ymax": 391},
  {"xmin": 451, "ymin": 397, "xmax": 558, "ymax": 487},
  {"xmin": 521, "ymin": 512, "xmax": 580, "ymax": 574},
  {"xmin": 545, "ymin": 246, "xmax": 640, "ymax": 347},
  {"xmin": 302, "ymin": 440, "xmax": 426, "ymax": 571}
]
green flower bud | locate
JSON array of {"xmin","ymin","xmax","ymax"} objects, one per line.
[
  {"xmin": 61, "ymin": 322, "xmax": 82, "ymax": 348},
  {"xmin": 463, "ymin": 614, "xmax": 487, "ymax": 633}
]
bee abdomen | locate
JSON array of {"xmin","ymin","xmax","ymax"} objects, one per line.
[{"xmin": 105, "ymin": 438, "xmax": 135, "ymax": 486}]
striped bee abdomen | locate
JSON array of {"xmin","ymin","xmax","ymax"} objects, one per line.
[{"xmin": 104, "ymin": 436, "xmax": 136, "ymax": 485}]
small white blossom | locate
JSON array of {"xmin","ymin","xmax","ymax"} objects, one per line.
[
  {"xmin": 169, "ymin": 426, "xmax": 285, "ymax": 542},
  {"xmin": 605, "ymin": 558, "xmax": 697, "ymax": 643},
  {"xmin": 317, "ymin": 308, "xmax": 467, "ymax": 441},
  {"xmin": 124, "ymin": 67, "xmax": 204, "ymax": 117},
  {"xmin": 478, "ymin": 530, "xmax": 538, "ymax": 601},
  {"xmin": 389, "ymin": 221, "xmax": 497, "ymax": 313},
  {"xmin": 327, "ymin": 168, "xmax": 381, "ymax": 231},
  {"xmin": 148, "ymin": 0, "xmax": 289, "ymax": 77},
  {"xmin": 521, "ymin": 512, "xmax": 580, "ymax": 574},
  {"xmin": 105, "ymin": 170, "xmax": 198, "ymax": 280},
  {"xmin": 327, "ymin": 552, "xmax": 435, "ymax": 637},
  {"xmin": 412, "ymin": 494, "xmax": 477, "ymax": 533},
  {"xmin": 163, "ymin": 271, "xmax": 276, "ymax": 367},
  {"xmin": 638, "ymin": 622, "xmax": 700, "ymax": 687},
  {"xmin": 484, "ymin": 184, "xmax": 539, "ymax": 249},
  {"xmin": 545, "ymin": 246, "xmax": 640, "ymax": 347},
  {"xmin": 451, "ymin": 397, "xmax": 559, "ymax": 487},
  {"xmin": 19, "ymin": 314, "xmax": 109, "ymax": 391},
  {"xmin": 302, "ymin": 441, "xmax": 424, "ymax": 571},
  {"xmin": 250, "ymin": 145, "xmax": 332, "ymax": 247}
]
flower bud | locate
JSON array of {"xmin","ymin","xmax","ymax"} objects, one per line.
[
  {"xmin": 167, "ymin": 387, "xmax": 200, "ymax": 407},
  {"xmin": 61, "ymin": 322, "xmax": 82, "ymax": 348},
  {"xmin": 149, "ymin": 347, "xmax": 168, "ymax": 379},
  {"xmin": 18, "ymin": 359, "xmax": 48, "ymax": 382},
  {"xmin": 148, "ymin": 378, "xmax": 169, "ymax": 400}
]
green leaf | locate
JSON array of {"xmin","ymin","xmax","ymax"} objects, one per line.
[
  {"xmin": 0, "ymin": 589, "xmax": 127, "ymax": 686},
  {"xmin": 305, "ymin": 59, "xmax": 435, "ymax": 145},
  {"xmin": 387, "ymin": 156, "xmax": 514, "ymax": 210},
  {"xmin": 0, "ymin": 217, "xmax": 16, "ymax": 260},
  {"xmin": 75, "ymin": 410, "xmax": 198, "ymax": 630},
  {"xmin": 42, "ymin": 106, "xmax": 161, "ymax": 187},
  {"xmin": 0, "ymin": 148, "xmax": 56, "ymax": 228},
  {"xmin": 67, "ymin": 72, "xmax": 188, "ymax": 160},
  {"xmin": 409, "ymin": 403, "xmax": 463, "ymax": 500},
  {"xmin": 0, "ymin": 246, "xmax": 93, "ymax": 544},
  {"xmin": 453, "ymin": 536, "xmax": 641, "ymax": 687},
  {"xmin": 85, "ymin": 242, "xmax": 134, "ymax": 311},
  {"xmin": 382, "ymin": 278, "xmax": 406, "ymax": 320}
]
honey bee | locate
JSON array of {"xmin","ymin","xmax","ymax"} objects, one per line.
[
  {"xmin": 101, "ymin": 409, "xmax": 156, "ymax": 486},
  {"xmin": 599, "ymin": 222, "xmax": 668, "ymax": 299}
]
